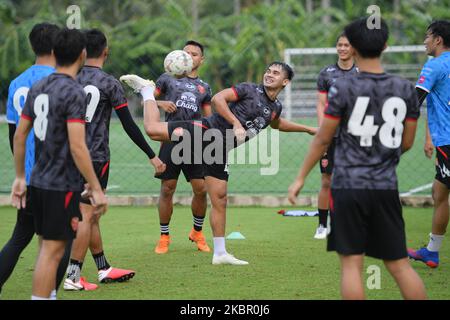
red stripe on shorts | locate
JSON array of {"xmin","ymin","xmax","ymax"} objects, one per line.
[
  {"xmin": 101, "ymin": 161, "xmax": 110, "ymax": 178},
  {"xmin": 437, "ymin": 147, "xmax": 448, "ymax": 160},
  {"xmin": 65, "ymin": 191, "xmax": 73, "ymax": 209}
]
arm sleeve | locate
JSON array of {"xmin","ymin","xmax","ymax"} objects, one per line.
[
  {"xmin": 8, "ymin": 123, "xmax": 16, "ymax": 154},
  {"xmin": 317, "ymin": 69, "xmax": 328, "ymax": 93},
  {"xmin": 324, "ymin": 85, "xmax": 344, "ymax": 120},
  {"xmin": 406, "ymin": 83, "xmax": 421, "ymax": 121},
  {"xmin": 155, "ymin": 74, "xmax": 169, "ymax": 97},
  {"xmin": 232, "ymin": 82, "xmax": 253, "ymax": 100},
  {"xmin": 6, "ymin": 83, "xmax": 18, "ymax": 124},
  {"xmin": 65, "ymin": 88, "xmax": 86, "ymax": 122},
  {"xmin": 416, "ymin": 87, "xmax": 428, "ymax": 107},
  {"xmin": 115, "ymin": 106, "xmax": 156, "ymax": 159}
]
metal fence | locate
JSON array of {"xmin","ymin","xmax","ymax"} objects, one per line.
[{"xmin": 0, "ymin": 46, "xmax": 436, "ymax": 197}]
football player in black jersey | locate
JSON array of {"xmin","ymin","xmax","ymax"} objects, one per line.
[
  {"xmin": 121, "ymin": 62, "xmax": 316, "ymax": 265},
  {"xmin": 288, "ymin": 18, "xmax": 426, "ymax": 300}
]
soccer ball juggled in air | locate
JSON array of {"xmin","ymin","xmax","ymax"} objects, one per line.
[{"xmin": 164, "ymin": 50, "xmax": 193, "ymax": 77}]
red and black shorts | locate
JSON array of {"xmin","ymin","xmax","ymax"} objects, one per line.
[
  {"xmin": 30, "ymin": 186, "xmax": 82, "ymax": 240},
  {"xmin": 435, "ymin": 145, "xmax": 450, "ymax": 188},
  {"xmin": 327, "ymin": 188, "xmax": 407, "ymax": 260},
  {"xmin": 80, "ymin": 161, "xmax": 110, "ymax": 204},
  {"xmin": 319, "ymin": 138, "xmax": 336, "ymax": 175}
]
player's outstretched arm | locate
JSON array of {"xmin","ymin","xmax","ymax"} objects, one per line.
[
  {"xmin": 11, "ymin": 118, "xmax": 32, "ymax": 209},
  {"xmin": 270, "ymin": 117, "xmax": 317, "ymax": 135},
  {"xmin": 67, "ymin": 122, "xmax": 107, "ymax": 216},
  {"xmin": 211, "ymin": 88, "xmax": 245, "ymax": 141},
  {"xmin": 288, "ymin": 117, "xmax": 339, "ymax": 204}
]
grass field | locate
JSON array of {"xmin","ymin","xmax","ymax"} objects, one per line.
[
  {"xmin": 0, "ymin": 205, "xmax": 449, "ymax": 300},
  {"xmin": 0, "ymin": 116, "xmax": 435, "ymax": 196}
]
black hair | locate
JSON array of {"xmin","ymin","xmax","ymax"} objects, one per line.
[
  {"xmin": 53, "ymin": 28, "xmax": 87, "ymax": 67},
  {"xmin": 267, "ymin": 61, "xmax": 294, "ymax": 81},
  {"xmin": 184, "ymin": 40, "xmax": 204, "ymax": 55},
  {"xmin": 427, "ymin": 20, "xmax": 450, "ymax": 48},
  {"xmin": 336, "ymin": 31, "xmax": 348, "ymax": 45},
  {"xmin": 344, "ymin": 17, "xmax": 389, "ymax": 58},
  {"xmin": 84, "ymin": 29, "xmax": 108, "ymax": 58},
  {"xmin": 29, "ymin": 23, "xmax": 60, "ymax": 56}
]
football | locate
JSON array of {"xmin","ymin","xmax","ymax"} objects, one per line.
[{"xmin": 163, "ymin": 50, "xmax": 193, "ymax": 77}]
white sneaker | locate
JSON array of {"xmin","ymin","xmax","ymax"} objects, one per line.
[
  {"xmin": 314, "ymin": 224, "xmax": 327, "ymax": 239},
  {"xmin": 119, "ymin": 74, "xmax": 155, "ymax": 93},
  {"xmin": 63, "ymin": 278, "xmax": 83, "ymax": 291},
  {"xmin": 212, "ymin": 253, "xmax": 249, "ymax": 265}
]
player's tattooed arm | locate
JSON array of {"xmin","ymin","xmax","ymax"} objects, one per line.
[
  {"xmin": 288, "ymin": 117, "xmax": 339, "ymax": 204},
  {"xmin": 270, "ymin": 117, "xmax": 317, "ymax": 135},
  {"xmin": 8, "ymin": 123, "xmax": 16, "ymax": 154},
  {"xmin": 211, "ymin": 88, "xmax": 245, "ymax": 141}
]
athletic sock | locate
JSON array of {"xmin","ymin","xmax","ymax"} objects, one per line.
[
  {"xmin": 213, "ymin": 237, "xmax": 227, "ymax": 256},
  {"xmin": 66, "ymin": 259, "xmax": 83, "ymax": 282},
  {"xmin": 193, "ymin": 215, "xmax": 205, "ymax": 232},
  {"xmin": 92, "ymin": 251, "xmax": 111, "ymax": 271},
  {"xmin": 160, "ymin": 223, "xmax": 169, "ymax": 235},
  {"xmin": 318, "ymin": 209, "xmax": 328, "ymax": 227},
  {"xmin": 427, "ymin": 233, "xmax": 444, "ymax": 252}
]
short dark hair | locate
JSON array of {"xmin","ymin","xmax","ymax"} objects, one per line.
[
  {"xmin": 184, "ymin": 40, "xmax": 204, "ymax": 55},
  {"xmin": 84, "ymin": 29, "xmax": 108, "ymax": 58},
  {"xmin": 267, "ymin": 61, "xmax": 294, "ymax": 81},
  {"xmin": 344, "ymin": 17, "xmax": 389, "ymax": 58},
  {"xmin": 427, "ymin": 20, "xmax": 450, "ymax": 48},
  {"xmin": 29, "ymin": 23, "xmax": 60, "ymax": 56},
  {"xmin": 53, "ymin": 28, "xmax": 87, "ymax": 67},
  {"xmin": 336, "ymin": 31, "xmax": 348, "ymax": 45}
]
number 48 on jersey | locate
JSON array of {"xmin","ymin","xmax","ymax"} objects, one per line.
[{"xmin": 348, "ymin": 96, "xmax": 407, "ymax": 149}]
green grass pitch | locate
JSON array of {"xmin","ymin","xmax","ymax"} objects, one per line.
[{"xmin": 0, "ymin": 205, "xmax": 449, "ymax": 300}]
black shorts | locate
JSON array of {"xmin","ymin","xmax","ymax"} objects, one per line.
[
  {"xmin": 327, "ymin": 188, "xmax": 407, "ymax": 260},
  {"xmin": 435, "ymin": 146, "xmax": 450, "ymax": 188},
  {"xmin": 80, "ymin": 161, "xmax": 110, "ymax": 205},
  {"xmin": 30, "ymin": 186, "xmax": 82, "ymax": 240},
  {"xmin": 168, "ymin": 120, "xmax": 232, "ymax": 181},
  {"xmin": 156, "ymin": 141, "xmax": 204, "ymax": 182},
  {"xmin": 320, "ymin": 139, "xmax": 336, "ymax": 175}
]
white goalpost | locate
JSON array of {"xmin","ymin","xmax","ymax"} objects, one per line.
[{"xmin": 283, "ymin": 45, "xmax": 427, "ymax": 120}]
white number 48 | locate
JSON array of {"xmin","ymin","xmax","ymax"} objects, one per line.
[{"xmin": 348, "ymin": 96, "xmax": 407, "ymax": 149}]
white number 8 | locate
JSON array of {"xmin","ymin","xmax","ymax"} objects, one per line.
[{"xmin": 34, "ymin": 94, "xmax": 49, "ymax": 141}]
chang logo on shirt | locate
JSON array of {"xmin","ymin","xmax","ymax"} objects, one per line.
[{"xmin": 176, "ymin": 92, "xmax": 198, "ymax": 112}]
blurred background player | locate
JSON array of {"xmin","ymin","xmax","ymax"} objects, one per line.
[
  {"xmin": 288, "ymin": 17, "xmax": 426, "ymax": 300},
  {"xmin": 314, "ymin": 32, "xmax": 357, "ymax": 239},
  {"xmin": 0, "ymin": 22, "xmax": 71, "ymax": 299},
  {"xmin": 121, "ymin": 61, "xmax": 316, "ymax": 265},
  {"xmin": 153, "ymin": 40, "xmax": 212, "ymax": 254},
  {"xmin": 408, "ymin": 20, "xmax": 450, "ymax": 269},
  {"xmin": 11, "ymin": 28, "xmax": 107, "ymax": 299},
  {"xmin": 63, "ymin": 29, "xmax": 165, "ymax": 291}
]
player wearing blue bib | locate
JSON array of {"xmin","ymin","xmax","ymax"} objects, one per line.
[
  {"xmin": 0, "ymin": 23, "xmax": 66, "ymax": 299},
  {"xmin": 408, "ymin": 20, "xmax": 450, "ymax": 269}
]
